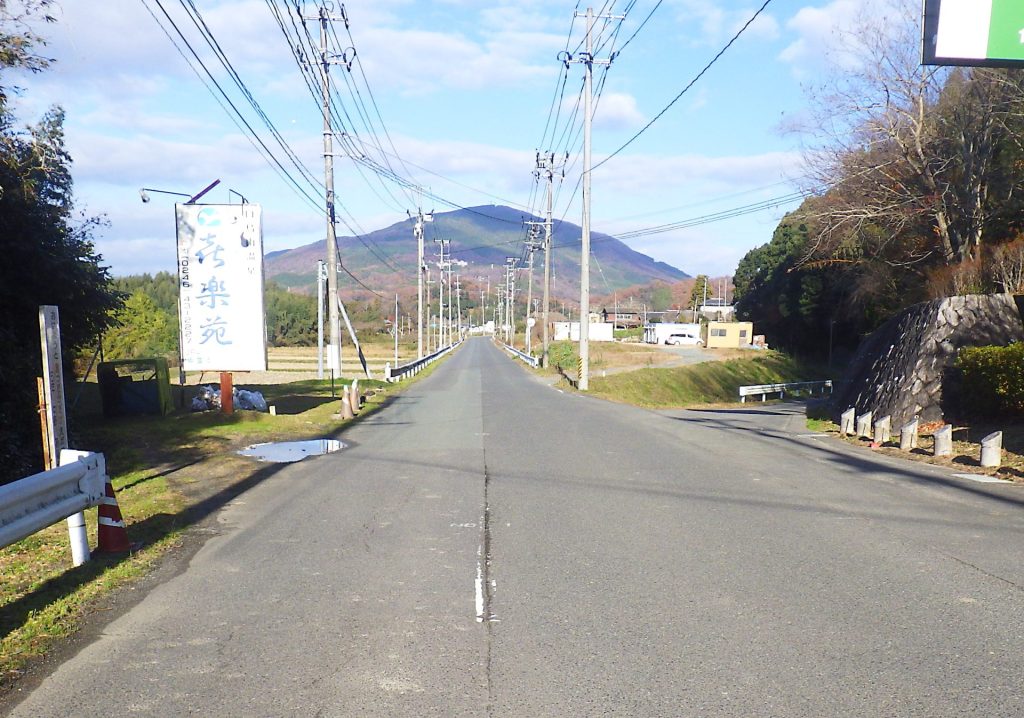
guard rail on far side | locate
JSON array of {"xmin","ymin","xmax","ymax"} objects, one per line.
[
  {"xmin": 384, "ymin": 340, "xmax": 462, "ymax": 382},
  {"xmin": 501, "ymin": 342, "xmax": 539, "ymax": 368},
  {"xmin": 738, "ymin": 380, "xmax": 832, "ymax": 403}
]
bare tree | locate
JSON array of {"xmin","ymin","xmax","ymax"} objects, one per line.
[{"xmin": 791, "ymin": 2, "xmax": 1024, "ymax": 269}]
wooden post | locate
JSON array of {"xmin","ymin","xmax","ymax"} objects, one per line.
[
  {"xmin": 37, "ymin": 377, "xmax": 52, "ymax": 470},
  {"xmin": 220, "ymin": 372, "xmax": 233, "ymax": 415}
]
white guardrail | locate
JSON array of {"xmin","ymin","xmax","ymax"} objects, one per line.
[
  {"xmin": 383, "ymin": 340, "xmax": 462, "ymax": 382},
  {"xmin": 501, "ymin": 343, "xmax": 539, "ymax": 368},
  {"xmin": 0, "ymin": 450, "xmax": 107, "ymax": 552},
  {"xmin": 738, "ymin": 380, "xmax": 833, "ymax": 403}
]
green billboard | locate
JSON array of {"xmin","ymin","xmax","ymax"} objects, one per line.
[{"xmin": 923, "ymin": 0, "xmax": 1024, "ymax": 67}]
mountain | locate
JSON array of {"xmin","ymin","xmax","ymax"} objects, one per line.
[{"xmin": 265, "ymin": 204, "xmax": 688, "ymax": 301}]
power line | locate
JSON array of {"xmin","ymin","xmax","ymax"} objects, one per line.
[
  {"xmin": 616, "ymin": 0, "xmax": 661, "ymax": 55},
  {"xmin": 140, "ymin": 0, "xmax": 326, "ymax": 214},
  {"xmin": 615, "ymin": 190, "xmax": 811, "ymax": 238},
  {"xmin": 592, "ymin": 0, "xmax": 775, "ymax": 172}
]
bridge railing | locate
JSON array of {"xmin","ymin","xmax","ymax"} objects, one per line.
[
  {"xmin": 384, "ymin": 340, "xmax": 462, "ymax": 382},
  {"xmin": 738, "ymin": 380, "xmax": 832, "ymax": 403}
]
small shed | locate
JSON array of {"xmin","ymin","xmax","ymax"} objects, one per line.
[{"xmin": 702, "ymin": 321, "xmax": 754, "ymax": 349}]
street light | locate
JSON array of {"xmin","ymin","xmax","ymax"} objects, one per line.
[{"xmin": 138, "ymin": 178, "xmax": 221, "ymax": 205}]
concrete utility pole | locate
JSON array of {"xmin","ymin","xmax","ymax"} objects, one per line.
[
  {"xmin": 569, "ymin": 6, "xmax": 620, "ymax": 390},
  {"xmin": 413, "ymin": 209, "xmax": 432, "ymax": 359},
  {"xmin": 477, "ymin": 275, "xmax": 487, "ymax": 331},
  {"xmin": 523, "ymin": 227, "xmax": 543, "ymax": 355},
  {"xmin": 505, "ymin": 257, "xmax": 517, "ymax": 346},
  {"xmin": 531, "ymin": 151, "xmax": 563, "ymax": 368},
  {"xmin": 309, "ymin": 4, "xmax": 344, "ymax": 379},
  {"xmin": 316, "ymin": 260, "xmax": 326, "ymax": 379},
  {"xmin": 454, "ymin": 275, "xmax": 463, "ymax": 340},
  {"xmin": 425, "ymin": 266, "xmax": 433, "ymax": 353},
  {"xmin": 434, "ymin": 238, "xmax": 450, "ymax": 347}
]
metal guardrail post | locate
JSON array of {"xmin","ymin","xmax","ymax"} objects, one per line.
[{"xmin": 0, "ymin": 450, "xmax": 107, "ymax": 563}]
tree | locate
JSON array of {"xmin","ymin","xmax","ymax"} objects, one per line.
[
  {"xmin": 733, "ymin": 210, "xmax": 907, "ymax": 358},
  {"xmin": 689, "ymin": 275, "xmax": 710, "ymax": 310},
  {"xmin": 792, "ymin": 3, "xmax": 1024, "ymax": 272},
  {"xmin": 265, "ymin": 283, "xmax": 317, "ymax": 346},
  {"xmin": 102, "ymin": 291, "xmax": 177, "ymax": 360},
  {"xmin": 0, "ymin": 6, "xmax": 120, "ymax": 483},
  {"xmin": 650, "ymin": 283, "xmax": 673, "ymax": 313}
]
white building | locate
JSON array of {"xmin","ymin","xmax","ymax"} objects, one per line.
[
  {"xmin": 552, "ymin": 322, "xmax": 615, "ymax": 342},
  {"xmin": 644, "ymin": 322, "xmax": 701, "ymax": 344}
]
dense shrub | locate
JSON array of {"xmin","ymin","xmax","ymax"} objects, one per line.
[{"xmin": 955, "ymin": 343, "xmax": 1024, "ymax": 416}]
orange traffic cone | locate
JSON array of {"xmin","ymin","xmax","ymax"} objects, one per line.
[{"xmin": 97, "ymin": 479, "xmax": 132, "ymax": 553}]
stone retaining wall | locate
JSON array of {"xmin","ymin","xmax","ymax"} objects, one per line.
[{"xmin": 830, "ymin": 294, "xmax": 1024, "ymax": 426}]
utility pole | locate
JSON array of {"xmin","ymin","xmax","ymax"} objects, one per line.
[
  {"xmin": 316, "ymin": 260, "xmax": 326, "ymax": 380},
  {"xmin": 531, "ymin": 151, "xmax": 563, "ymax": 368},
  {"xmin": 454, "ymin": 275, "xmax": 462, "ymax": 340},
  {"xmin": 505, "ymin": 257, "xmax": 517, "ymax": 346},
  {"xmin": 569, "ymin": 6, "xmax": 620, "ymax": 390},
  {"xmin": 523, "ymin": 226, "xmax": 543, "ymax": 356},
  {"xmin": 477, "ymin": 275, "xmax": 487, "ymax": 331},
  {"xmin": 425, "ymin": 266, "xmax": 433, "ymax": 353},
  {"xmin": 306, "ymin": 4, "xmax": 345, "ymax": 379},
  {"xmin": 413, "ymin": 209, "xmax": 432, "ymax": 359},
  {"xmin": 434, "ymin": 238, "xmax": 450, "ymax": 347}
]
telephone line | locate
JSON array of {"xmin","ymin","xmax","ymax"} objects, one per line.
[{"xmin": 591, "ymin": 0, "xmax": 775, "ymax": 172}]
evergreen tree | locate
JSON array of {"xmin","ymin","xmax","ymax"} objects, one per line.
[{"xmin": 0, "ymin": 6, "xmax": 120, "ymax": 483}]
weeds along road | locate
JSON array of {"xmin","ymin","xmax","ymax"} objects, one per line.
[{"xmin": 8, "ymin": 337, "xmax": 1024, "ymax": 716}]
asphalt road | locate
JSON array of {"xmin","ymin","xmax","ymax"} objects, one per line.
[{"xmin": 8, "ymin": 337, "xmax": 1024, "ymax": 716}]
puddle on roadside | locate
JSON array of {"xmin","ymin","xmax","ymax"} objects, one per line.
[{"xmin": 238, "ymin": 439, "xmax": 346, "ymax": 463}]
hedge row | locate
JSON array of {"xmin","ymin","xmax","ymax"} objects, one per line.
[{"xmin": 955, "ymin": 342, "xmax": 1024, "ymax": 416}]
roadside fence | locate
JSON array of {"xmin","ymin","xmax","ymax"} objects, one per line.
[
  {"xmin": 0, "ymin": 450, "xmax": 108, "ymax": 565},
  {"xmin": 739, "ymin": 380, "xmax": 833, "ymax": 403},
  {"xmin": 384, "ymin": 340, "xmax": 462, "ymax": 382},
  {"xmin": 501, "ymin": 342, "xmax": 539, "ymax": 368}
]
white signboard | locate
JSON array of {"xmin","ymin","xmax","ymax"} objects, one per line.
[
  {"xmin": 176, "ymin": 204, "xmax": 267, "ymax": 371},
  {"xmin": 923, "ymin": 0, "xmax": 1024, "ymax": 66}
]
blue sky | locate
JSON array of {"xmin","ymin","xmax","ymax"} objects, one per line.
[{"xmin": 11, "ymin": 0, "xmax": 898, "ymax": 280}]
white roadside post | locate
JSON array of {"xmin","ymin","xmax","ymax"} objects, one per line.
[{"xmin": 40, "ymin": 306, "xmax": 89, "ymax": 566}]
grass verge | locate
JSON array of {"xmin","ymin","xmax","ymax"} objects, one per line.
[{"xmin": 584, "ymin": 351, "xmax": 823, "ymax": 408}]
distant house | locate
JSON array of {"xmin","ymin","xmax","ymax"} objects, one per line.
[{"xmin": 602, "ymin": 307, "xmax": 642, "ymax": 329}]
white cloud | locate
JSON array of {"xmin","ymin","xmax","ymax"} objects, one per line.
[
  {"xmin": 594, "ymin": 93, "xmax": 645, "ymax": 131},
  {"xmin": 779, "ymin": 0, "xmax": 903, "ymax": 68},
  {"xmin": 671, "ymin": 0, "xmax": 781, "ymax": 45}
]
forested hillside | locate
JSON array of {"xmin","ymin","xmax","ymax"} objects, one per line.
[{"xmin": 734, "ymin": 8, "xmax": 1024, "ymax": 359}]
